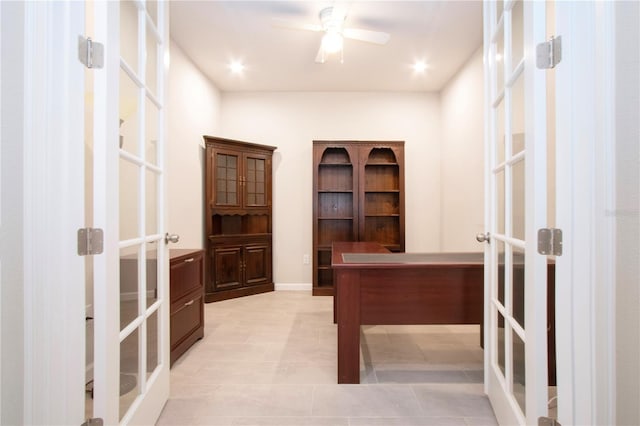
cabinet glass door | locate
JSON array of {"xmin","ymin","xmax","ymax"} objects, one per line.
[
  {"xmin": 213, "ymin": 150, "xmax": 241, "ymax": 208},
  {"xmin": 244, "ymin": 154, "xmax": 268, "ymax": 208}
]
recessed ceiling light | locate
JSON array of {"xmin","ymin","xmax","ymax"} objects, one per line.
[
  {"xmin": 413, "ymin": 61, "xmax": 428, "ymax": 73},
  {"xmin": 229, "ymin": 61, "xmax": 245, "ymax": 74}
]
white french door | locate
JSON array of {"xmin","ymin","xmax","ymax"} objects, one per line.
[
  {"xmin": 482, "ymin": 0, "xmax": 550, "ymax": 424},
  {"xmin": 89, "ymin": 0, "xmax": 170, "ymax": 424}
]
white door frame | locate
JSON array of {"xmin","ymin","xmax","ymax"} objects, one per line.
[
  {"xmin": 91, "ymin": 0, "xmax": 121, "ymax": 421},
  {"xmin": 554, "ymin": 1, "xmax": 616, "ymax": 424},
  {"xmin": 21, "ymin": 1, "xmax": 86, "ymax": 424}
]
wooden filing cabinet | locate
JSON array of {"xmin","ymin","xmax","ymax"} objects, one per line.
[{"xmin": 170, "ymin": 249, "xmax": 204, "ymax": 366}]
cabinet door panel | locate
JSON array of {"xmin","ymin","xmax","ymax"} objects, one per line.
[
  {"xmin": 243, "ymin": 153, "xmax": 270, "ymax": 208},
  {"xmin": 244, "ymin": 243, "xmax": 271, "ymax": 285},
  {"xmin": 212, "ymin": 245, "xmax": 243, "ymax": 290},
  {"xmin": 211, "ymin": 148, "xmax": 242, "ymax": 208}
]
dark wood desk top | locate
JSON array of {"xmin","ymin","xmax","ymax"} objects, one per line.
[{"xmin": 332, "ymin": 242, "xmax": 483, "ymax": 269}]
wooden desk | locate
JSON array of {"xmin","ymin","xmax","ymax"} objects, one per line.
[
  {"xmin": 332, "ymin": 242, "xmax": 557, "ymax": 385},
  {"xmin": 332, "ymin": 242, "xmax": 484, "ymax": 384}
]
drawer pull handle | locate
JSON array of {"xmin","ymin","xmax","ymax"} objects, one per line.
[
  {"xmin": 184, "ymin": 258, "xmax": 195, "ymax": 263},
  {"xmin": 184, "ymin": 299, "xmax": 195, "ymax": 307}
]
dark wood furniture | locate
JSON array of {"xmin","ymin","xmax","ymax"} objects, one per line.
[
  {"xmin": 204, "ymin": 136, "xmax": 276, "ymax": 303},
  {"xmin": 331, "ymin": 242, "xmax": 557, "ymax": 386},
  {"xmin": 170, "ymin": 249, "xmax": 204, "ymax": 366},
  {"xmin": 332, "ymin": 242, "xmax": 483, "ymax": 383},
  {"xmin": 312, "ymin": 141, "xmax": 405, "ymax": 296}
]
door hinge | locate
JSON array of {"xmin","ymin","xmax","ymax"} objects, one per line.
[
  {"xmin": 78, "ymin": 36, "xmax": 104, "ymax": 69},
  {"xmin": 538, "ymin": 416, "xmax": 562, "ymax": 426},
  {"xmin": 536, "ymin": 35, "xmax": 562, "ymax": 69},
  {"xmin": 537, "ymin": 228, "xmax": 563, "ymax": 256},
  {"xmin": 77, "ymin": 228, "xmax": 104, "ymax": 256},
  {"xmin": 81, "ymin": 418, "xmax": 104, "ymax": 426}
]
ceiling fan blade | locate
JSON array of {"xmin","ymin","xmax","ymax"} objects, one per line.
[
  {"xmin": 272, "ymin": 18, "xmax": 322, "ymax": 32},
  {"xmin": 343, "ymin": 28, "xmax": 390, "ymax": 45},
  {"xmin": 315, "ymin": 45, "xmax": 325, "ymax": 63}
]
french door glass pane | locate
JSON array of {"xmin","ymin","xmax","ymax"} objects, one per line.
[
  {"xmin": 496, "ymin": 26, "xmax": 505, "ymax": 93},
  {"xmin": 512, "ymin": 159, "xmax": 525, "ymax": 240},
  {"xmin": 145, "ymin": 97, "xmax": 159, "ymax": 165},
  {"xmin": 120, "ymin": 246, "xmax": 139, "ymax": 330},
  {"xmin": 146, "ymin": 0, "xmax": 158, "ymax": 28},
  {"xmin": 119, "ymin": 328, "xmax": 140, "ymax": 420},
  {"xmin": 513, "ymin": 247, "xmax": 525, "ymax": 329},
  {"xmin": 120, "ymin": 1, "xmax": 138, "ymax": 71},
  {"xmin": 146, "ymin": 169, "xmax": 158, "ymax": 235},
  {"xmin": 496, "ymin": 98, "xmax": 505, "ymax": 164},
  {"xmin": 147, "ymin": 309, "xmax": 159, "ymax": 377},
  {"xmin": 511, "ymin": 0, "xmax": 524, "ymax": 69},
  {"xmin": 513, "ymin": 329, "xmax": 526, "ymax": 414},
  {"xmin": 146, "ymin": 243, "xmax": 159, "ymax": 308},
  {"xmin": 497, "ymin": 170, "xmax": 505, "ymax": 235},
  {"xmin": 119, "ymin": 69, "xmax": 140, "ymax": 156},
  {"xmin": 497, "ymin": 311, "xmax": 506, "ymax": 377},
  {"xmin": 497, "ymin": 240, "xmax": 506, "ymax": 306},
  {"xmin": 146, "ymin": 25, "xmax": 159, "ymax": 96},
  {"xmin": 512, "ymin": 74, "xmax": 525, "ymax": 142},
  {"xmin": 119, "ymin": 158, "xmax": 139, "ymax": 240}
]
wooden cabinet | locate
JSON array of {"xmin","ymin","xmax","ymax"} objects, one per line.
[
  {"xmin": 312, "ymin": 141, "xmax": 405, "ymax": 295},
  {"xmin": 204, "ymin": 136, "xmax": 276, "ymax": 302},
  {"xmin": 170, "ymin": 249, "xmax": 204, "ymax": 366}
]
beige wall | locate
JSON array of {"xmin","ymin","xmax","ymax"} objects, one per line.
[
  {"xmin": 167, "ymin": 39, "xmax": 222, "ymax": 249},
  {"xmin": 219, "ymin": 92, "xmax": 442, "ymax": 285},
  {"xmin": 167, "ymin": 40, "xmax": 487, "ymax": 286},
  {"xmin": 166, "ymin": 41, "xmax": 487, "ymax": 286},
  {"xmin": 440, "ymin": 47, "xmax": 485, "ymax": 251}
]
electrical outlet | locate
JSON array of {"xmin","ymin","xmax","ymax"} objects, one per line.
[{"xmin": 303, "ymin": 254, "xmax": 310, "ymax": 265}]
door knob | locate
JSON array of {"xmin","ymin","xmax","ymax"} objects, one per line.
[
  {"xmin": 165, "ymin": 233, "xmax": 180, "ymax": 244},
  {"xmin": 476, "ymin": 232, "xmax": 490, "ymax": 243}
]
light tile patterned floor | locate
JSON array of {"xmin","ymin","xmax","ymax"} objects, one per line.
[{"xmin": 157, "ymin": 291, "xmax": 498, "ymax": 426}]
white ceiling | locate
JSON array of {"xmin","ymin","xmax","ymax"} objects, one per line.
[{"xmin": 169, "ymin": 1, "xmax": 483, "ymax": 92}]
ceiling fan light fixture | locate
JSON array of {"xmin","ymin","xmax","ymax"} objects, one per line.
[{"xmin": 321, "ymin": 29, "xmax": 343, "ymax": 54}]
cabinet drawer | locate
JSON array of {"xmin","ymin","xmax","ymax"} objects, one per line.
[
  {"xmin": 170, "ymin": 291, "xmax": 203, "ymax": 348},
  {"xmin": 170, "ymin": 252, "xmax": 203, "ymax": 302}
]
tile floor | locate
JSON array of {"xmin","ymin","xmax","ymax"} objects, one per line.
[{"xmin": 157, "ymin": 291, "xmax": 498, "ymax": 426}]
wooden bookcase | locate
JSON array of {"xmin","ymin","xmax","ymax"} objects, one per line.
[
  {"xmin": 204, "ymin": 136, "xmax": 277, "ymax": 302},
  {"xmin": 312, "ymin": 141, "xmax": 405, "ymax": 295}
]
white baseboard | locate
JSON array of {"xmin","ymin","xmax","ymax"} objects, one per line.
[{"xmin": 274, "ymin": 282, "xmax": 312, "ymax": 291}]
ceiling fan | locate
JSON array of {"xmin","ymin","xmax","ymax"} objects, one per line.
[{"xmin": 274, "ymin": 5, "xmax": 391, "ymax": 63}]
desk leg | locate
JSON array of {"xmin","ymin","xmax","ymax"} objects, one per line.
[{"xmin": 336, "ymin": 269, "xmax": 360, "ymax": 384}]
